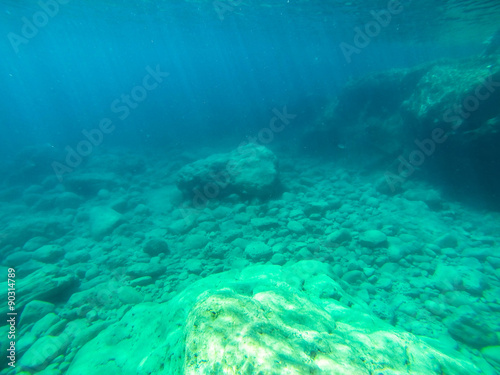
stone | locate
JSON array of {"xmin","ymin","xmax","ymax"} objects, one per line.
[
  {"xmin": 54, "ymin": 192, "xmax": 83, "ymax": 209},
  {"xmin": 287, "ymin": 220, "xmax": 306, "ymax": 234},
  {"xmin": 370, "ymin": 299, "xmax": 395, "ymax": 321},
  {"xmin": 126, "ymin": 262, "xmax": 166, "ymax": 278},
  {"xmin": 487, "ymin": 256, "xmax": 500, "ymax": 268},
  {"xmin": 481, "ymin": 346, "xmax": 500, "ymax": 368},
  {"xmin": 304, "ymin": 201, "xmax": 329, "ymax": 215},
  {"xmin": 32, "ymin": 244, "xmax": 64, "ymax": 263},
  {"xmin": 359, "ymin": 230, "xmax": 387, "ymax": 248},
  {"xmin": 270, "ymin": 253, "xmax": 286, "ymax": 265},
  {"xmin": 168, "ymin": 218, "xmax": 194, "ymax": 234},
  {"xmin": 117, "ymin": 286, "xmax": 143, "ymax": 304},
  {"xmin": 64, "ymin": 250, "xmax": 90, "ymax": 265},
  {"xmin": 203, "ymin": 243, "xmax": 228, "ymax": 259},
  {"xmin": 387, "ymin": 239, "xmax": 406, "ymax": 262},
  {"xmin": 303, "ymin": 274, "xmax": 344, "ymax": 300},
  {"xmin": 184, "ymin": 290, "xmax": 477, "ymax": 374},
  {"xmin": 435, "ymin": 233, "xmax": 459, "ymax": 249},
  {"xmin": 404, "ymin": 188, "xmax": 443, "ymax": 210},
  {"xmin": 0, "ymin": 267, "xmax": 77, "ymax": 318},
  {"xmin": 20, "ymin": 301, "xmax": 55, "ymax": 327},
  {"xmin": 461, "ymin": 269, "xmax": 487, "ymax": 296},
  {"xmin": 325, "ymin": 228, "xmax": 352, "ymax": 246},
  {"xmin": 432, "ymin": 264, "xmax": 461, "ymax": 292},
  {"xmin": 31, "ymin": 313, "xmax": 62, "ymax": 337},
  {"xmin": 446, "ymin": 314, "xmax": 498, "ymax": 348},
  {"xmin": 143, "ymin": 238, "xmax": 169, "ymax": 256},
  {"xmin": 64, "ymin": 262, "xmax": 483, "ymax": 375},
  {"xmin": 211, "ymin": 205, "xmax": 233, "ymax": 219},
  {"xmin": 23, "ymin": 236, "xmax": 50, "ymax": 252},
  {"xmin": 425, "ymin": 300, "xmax": 448, "ymax": 318},
  {"xmin": 20, "ymin": 335, "xmax": 70, "ymax": 371},
  {"xmin": 462, "ymin": 247, "xmax": 494, "ymax": 260},
  {"xmin": 89, "ymin": 207, "xmax": 122, "ymax": 240},
  {"xmin": 63, "ymin": 172, "xmax": 118, "ymax": 196},
  {"xmin": 130, "ymin": 276, "xmax": 153, "ymax": 287},
  {"xmin": 244, "ymin": 241, "xmax": 273, "ymax": 262},
  {"xmin": 183, "ymin": 233, "xmax": 209, "ymax": 250},
  {"xmin": 17, "ymin": 331, "xmax": 37, "ymax": 356},
  {"xmin": 0, "ymin": 219, "xmax": 69, "ymax": 249},
  {"xmin": 250, "ymin": 217, "xmax": 279, "ymax": 229},
  {"xmin": 303, "ymin": 56, "xmax": 500, "ymax": 202},
  {"xmin": 176, "ymin": 144, "xmax": 279, "ymax": 199},
  {"xmin": 4, "ymin": 251, "xmax": 32, "ymax": 267},
  {"xmin": 185, "ymin": 259, "xmax": 204, "ymax": 275},
  {"xmin": 342, "ymin": 270, "xmax": 366, "ymax": 284}
]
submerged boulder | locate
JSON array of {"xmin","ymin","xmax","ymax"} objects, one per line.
[
  {"xmin": 401, "ymin": 58, "xmax": 500, "ymax": 137},
  {"xmin": 0, "ymin": 265, "xmax": 78, "ymax": 318},
  {"xmin": 303, "ymin": 55, "xmax": 500, "ymax": 204},
  {"xmin": 65, "ymin": 262, "xmax": 485, "ymax": 374},
  {"xmin": 176, "ymin": 144, "xmax": 280, "ymax": 201}
]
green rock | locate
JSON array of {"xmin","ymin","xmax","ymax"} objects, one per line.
[
  {"xmin": 183, "ymin": 234, "xmax": 209, "ymax": 250},
  {"xmin": 118, "ymin": 286, "xmax": 143, "ymax": 305},
  {"xmin": 287, "ymin": 220, "xmax": 306, "ymax": 234},
  {"xmin": 31, "ymin": 313, "xmax": 61, "ymax": 337},
  {"xmin": 185, "ymin": 259, "xmax": 203, "ymax": 275},
  {"xmin": 435, "ymin": 233, "xmax": 458, "ymax": 249},
  {"xmin": 359, "ymin": 230, "xmax": 387, "ymax": 248},
  {"xmin": 20, "ymin": 335, "xmax": 70, "ymax": 371},
  {"xmin": 251, "ymin": 217, "xmax": 279, "ymax": 229},
  {"xmin": 326, "ymin": 228, "xmax": 352, "ymax": 245},
  {"xmin": 245, "ymin": 241, "xmax": 273, "ymax": 262},
  {"xmin": 33, "ymin": 244, "xmax": 64, "ymax": 263},
  {"xmin": 89, "ymin": 207, "xmax": 122, "ymax": 240},
  {"xmin": 481, "ymin": 346, "xmax": 500, "ymax": 368},
  {"xmin": 20, "ymin": 301, "xmax": 55, "ymax": 327},
  {"xmin": 65, "ymin": 262, "xmax": 483, "ymax": 375},
  {"xmin": 143, "ymin": 238, "xmax": 170, "ymax": 256}
]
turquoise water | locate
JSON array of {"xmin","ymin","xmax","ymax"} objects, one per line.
[{"xmin": 1, "ymin": 1, "xmax": 500, "ymax": 374}]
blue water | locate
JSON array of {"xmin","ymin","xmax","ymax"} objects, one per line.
[
  {"xmin": 1, "ymin": 0, "xmax": 484, "ymax": 157},
  {"xmin": 2, "ymin": 1, "xmax": 500, "ymax": 374}
]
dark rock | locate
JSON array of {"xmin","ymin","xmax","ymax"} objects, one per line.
[
  {"xmin": 303, "ymin": 56, "xmax": 500, "ymax": 206},
  {"xmin": 143, "ymin": 238, "xmax": 170, "ymax": 256},
  {"xmin": 176, "ymin": 144, "xmax": 280, "ymax": 201},
  {"xmin": 446, "ymin": 313, "xmax": 498, "ymax": 349},
  {"xmin": 63, "ymin": 172, "xmax": 118, "ymax": 196},
  {"xmin": 0, "ymin": 265, "xmax": 78, "ymax": 317}
]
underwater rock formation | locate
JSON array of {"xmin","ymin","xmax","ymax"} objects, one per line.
[
  {"xmin": 304, "ymin": 55, "xmax": 500, "ymax": 202},
  {"xmin": 482, "ymin": 28, "xmax": 500, "ymax": 56},
  {"xmin": 65, "ymin": 262, "xmax": 487, "ymax": 374},
  {"xmin": 176, "ymin": 143, "xmax": 280, "ymax": 202}
]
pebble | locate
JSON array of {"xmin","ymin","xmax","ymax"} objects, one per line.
[
  {"xmin": 359, "ymin": 230, "xmax": 387, "ymax": 248},
  {"xmin": 245, "ymin": 241, "xmax": 273, "ymax": 262},
  {"xmin": 287, "ymin": 220, "xmax": 306, "ymax": 234}
]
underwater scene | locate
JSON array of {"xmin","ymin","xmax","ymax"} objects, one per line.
[{"xmin": 1, "ymin": 0, "xmax": 500, "ymax": 374}]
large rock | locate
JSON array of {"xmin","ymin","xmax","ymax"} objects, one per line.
[
  {"xmin": 89, "ymin": 206, "xmax": 123, "ymax": 240},
  {"xmin": 244, "ymin": 241, "xmax": 273, "ymax": 262},
  {"xmin": 19, "ymin": 334, "xmax": 71, "ymax": 371},
  {"xmin": 19, "ymin": 300, "xmax": 55, "ymax": 327},
  {"xmin": 0, "ymin": 219, "xmax": 69, "ymax": 249},
  {"xmin": 0, "ymin": 265, "xmax": 78, "ymax": 317},
  {"xmin": 63, "ymin": 172, "xmax": 118, "ymax": 196},
  {"xmin": 302, "ymin": 56, "xmax": 500, "ymax": 204},
  {"xmin": 481, "ymin": 346, "xmax": 500, "ymax": 369},
  {"xmin": 359, "ymin": 230, "xmax": 388, "ymax": 248},
  {"xmin": 176, "ymin": 144, "xmax": 279, "ymax": 201},
  {"xmin": 401, "ymin": 59, "xmax": 500, "ymax": 136},
  {"xmin": 185, "ymin": 289, "xmax": 477, "ymax": 374},
  {"xmin": 300, "ymin": 64, "xmax": 429, "ymax": 159},
  {"xmin": 66, "ymin": 262, "xmax": 485, "ymax": 374}
]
